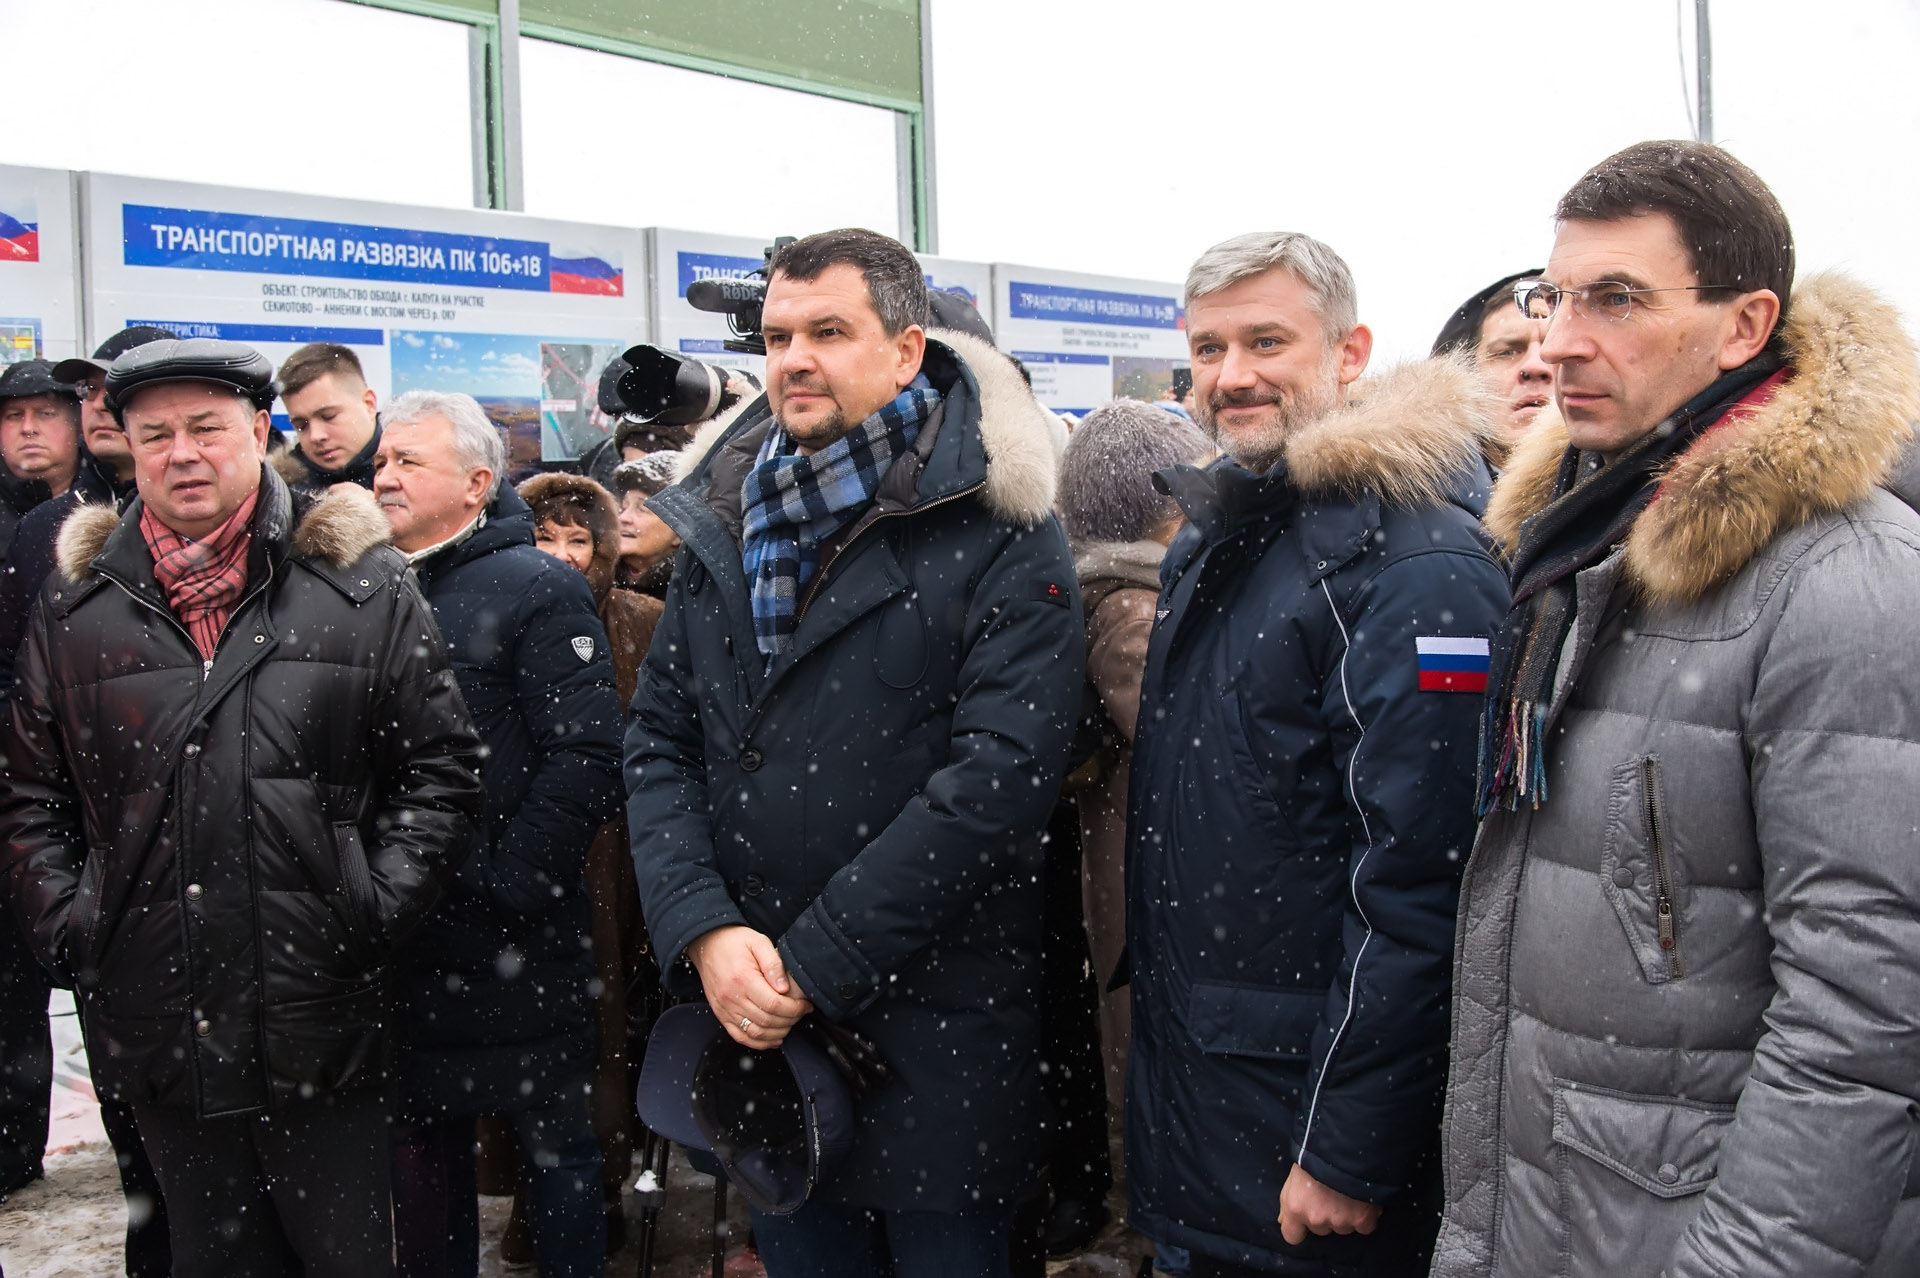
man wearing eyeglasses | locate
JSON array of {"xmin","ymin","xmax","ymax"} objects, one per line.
[{"xmin": 1434, "ymin": 140, "xmax": 1920, "ymax": 1278}]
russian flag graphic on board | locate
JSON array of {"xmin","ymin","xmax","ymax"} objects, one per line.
[
  {"xmin": 1416, "ymin": 636, "xmax": 1491, "ymax": 693},
  {"xmin": 0, "ymin": 211, "xmax": 39, "ymax": 262},
  {"xmin": 549, "ymin": 251, "xmax": 623, "ymax": 296}
]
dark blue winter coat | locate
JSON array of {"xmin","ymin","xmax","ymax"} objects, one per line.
[
  {"xmin": 395, "ymin": 485, "xmax": 624, "ymax": 1115},
  {"xmin": 1124, "ymin": 360, "xmax": 1512, "ymax": 1273},
  {"xmin": 627, "ymin": 331, "xmax": 1083, "ymax": 1213}
]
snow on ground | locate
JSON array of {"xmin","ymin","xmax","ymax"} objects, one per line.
[{"xmin": 0, "ymin": 1003, "xmax": 1148, "ymax": 1276}]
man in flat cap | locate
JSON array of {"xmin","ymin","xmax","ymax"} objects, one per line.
[{"xmin": 0, "ymin": 338, "xmax": 485, "ymax": 1277}]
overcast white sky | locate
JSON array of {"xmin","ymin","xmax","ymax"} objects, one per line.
[
  {"xmin": 930, "ymin": 0, "xmax": 1920, "ymax": 359},
  {"xmin": 3, "ymin": 0, "xmax": 1917, "ymax": 361}
]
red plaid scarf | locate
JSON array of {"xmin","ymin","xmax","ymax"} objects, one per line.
[{"xmin": 141, "ymin": 491, "xmax": 259, "ymax": 661}]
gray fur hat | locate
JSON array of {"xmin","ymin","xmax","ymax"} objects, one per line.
[{"xmin": 1058, "ymin": 399, "xmax": 1211, "ymax": 544}]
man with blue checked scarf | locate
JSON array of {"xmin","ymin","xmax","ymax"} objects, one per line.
[{"xmin": 627, "ymin": 229, "xmax": 1083, "ymax": 1278}]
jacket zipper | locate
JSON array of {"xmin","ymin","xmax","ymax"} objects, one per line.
[
  {"xmin": 95, "ymin": 561, "xmax": 275, "ymax": 1067},
  {"xmin": 1642, "ymin": 756, "xmax": 1682, "ymax": 978},
  {"xmin": 793, "ymin": 481, "xmax": 984, "ymax": 618}
]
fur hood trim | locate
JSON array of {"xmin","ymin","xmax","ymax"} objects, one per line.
[
  {"xmin": 935, "ymin": 328, "xmax": 1060, "ymax": 524},
  {"xmin": 1284, "ymin": 355, "xmax": 1502, "ymax": 508},
  {"xmin": 1486, "ymin": 272, "xmax": 1920, "ymax": 605},
  {"xmin": 1073, "ymin": 537, "xmax": 1166, "ymax": 590},
  {"xmin": 55, "ymin": 483, "xmax": 392, "ymax": 582},
  {"xmin": 674, "ymin": 392, "xmax": 760, "ymax": 485},
  {"xmin": 53, "ymin": 501, "xmax": 119, "ymax": 582},
  {"xmin": 675, "ymin": 330, "xmax": 1060, "ymax": 526},
  {"xmin": 269, "ymin": 449, "xmax": 311, "ymax": 488}
]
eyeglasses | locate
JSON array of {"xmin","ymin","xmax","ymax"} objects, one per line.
[
  {"xmin": 68, "ymin": 375, "xmax": 104, "ymax": 400},
  {"xmin": 1515, "ymin": 280, "xmax": 1731, "ymax": 323}
]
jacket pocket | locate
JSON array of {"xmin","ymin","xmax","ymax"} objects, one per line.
[
  {"xmin": 331, "ymin": 823, "xmax": 385, "ymax": 960},
  {"xmin": 1549, "ymin": 1080, "xmax": 1735, "ymax": 1276},
  {"xmin": 72, "ymin": 785, "xmax": 172, "ymax": 989},
  {"xmin": 1599, "ymin": 754, "xmax": 1685, "ymax": 984},
  {"xmin": 1187, "ymin": 981, "xmax": 1322, "ymax": 1060},
  {"xmin": 64, "ymin": 851, "xmax": 111, "ymax": 990},
  {"xmin": 1219, "ymin": 687, "xmax": 1300, "ymax": 844}
]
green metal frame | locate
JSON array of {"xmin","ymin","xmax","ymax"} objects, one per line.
[
  {"xmin": 341, "ymin": 0, "xmax": 495, "ymax": 26},
  {"xmin": 338, "ymin": 0, "xmax": 934, "ymax": 249}
]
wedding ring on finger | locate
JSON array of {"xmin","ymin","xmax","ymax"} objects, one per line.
[{"xmin": 740, "ymin": 1016, "xmax": 752, "ymax": 1032}]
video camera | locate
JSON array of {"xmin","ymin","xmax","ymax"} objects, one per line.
[
  {"xmin": 603, "ymin": 238, "xmax": 791, "ymax": 429},
  {"xmin": 685, "ymin": 236, "xmax": 795, "ymax": 358}
]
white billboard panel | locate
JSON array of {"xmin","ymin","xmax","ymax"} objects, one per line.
[
  {"xmin": 82, "ymin": 173, "xmax": 650, "ymax": 465},
  {"xmin": 0, "ymin": 165, "xmax": 81, "ymax": 364},
  {"xmin": 992, "ymin": 264, "xmax": 1188, "ymax": 415}
]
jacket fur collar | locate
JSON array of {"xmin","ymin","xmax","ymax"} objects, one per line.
[
  {"xmin": 1281, "ymin": 354, "xmax": 1502, "ymax": 509},
  {"xmin": 56, "ymin": 479, "xmax": 392, "ymax": 582},
  {"xmin": 674, "ymin": 329, "xmax": 1060, "ymax": 527},
  {"xmin": 1073, "ymin": 538, "xmax": 1165, "ymax": 591},
  {"xmin": 1485, "ymin": 272, "xmax": 1920, "ymax": 606}
]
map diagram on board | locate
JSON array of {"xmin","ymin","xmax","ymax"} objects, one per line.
[{"xmin": 540, "ymin": 342, "xmax": 619, "ymax": 462}]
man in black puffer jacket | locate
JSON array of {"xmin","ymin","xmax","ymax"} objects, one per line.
[
  {"xmin": 374, "ymin": 389, "xmax": 623, "ymax": 1278},
  {"xmin": 0, "ymin": 339, "xmax": 486, "ymax": 1278}
]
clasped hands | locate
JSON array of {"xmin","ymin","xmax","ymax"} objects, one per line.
[{"xmin": 687, "ymin": 924, "xmax": 815, "ymax": 1048}]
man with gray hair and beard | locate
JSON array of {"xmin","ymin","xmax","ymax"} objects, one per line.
[{"xmin": 1122, "ymin": 234, "xmax": 1510, "ymax": 1275}]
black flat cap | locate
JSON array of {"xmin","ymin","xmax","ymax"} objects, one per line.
[
  {"xmin": 0, "ymin": 359, "xmax": 79, "ymax": 402},
  {"xmin": 50, "ymin": 325, "xmax": 181, "ymax": 385},
  {"xmin": 104, "ymin": 338, "xmax": 277, "ymax": 417}
]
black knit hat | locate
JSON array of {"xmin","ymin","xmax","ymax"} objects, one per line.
[{"xmin": 1431, "ymin": 269, "xmax": 1544, "ymax": 358}]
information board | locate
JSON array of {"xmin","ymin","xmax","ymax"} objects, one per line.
[
  {"xmin": 82, "ymin": 173, "xmax": 651, "ymax": 465},
  {"xmin": 991, "ymin": 264, "xmax": 1188, "ymax": 415},
  {"xmin": 0, "ymin": 165, "xmax": 81, "ymax": 364}
]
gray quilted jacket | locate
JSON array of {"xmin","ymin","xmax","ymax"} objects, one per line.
[{"xmin": 1433, "ymin": 274, "xmax": 1920, "ymax": 1278}]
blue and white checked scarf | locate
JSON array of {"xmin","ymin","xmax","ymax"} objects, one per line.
[{"xmin": 741, "ymin": 374, "xmax": 941, "ymax": 662}]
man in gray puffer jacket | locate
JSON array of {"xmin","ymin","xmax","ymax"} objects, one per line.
[{"xmin": 1433, "ymin": 140, "xmax": 1920, "ymax": 1278}]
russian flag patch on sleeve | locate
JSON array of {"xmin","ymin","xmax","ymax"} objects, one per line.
[{"xmin": 1415, "ymin": 636, "xmax": 1491, "ymax": 692}]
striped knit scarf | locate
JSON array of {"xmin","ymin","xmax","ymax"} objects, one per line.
[
  {"xmin": 1476, "ymin": 354, "xmax": 1783, "ymax": 813},
  {"xmin": 141, "ymin": 490, "xmax": 259, "ymax": 661},
  {"xmin": 741, "ymin": 374, "xmax": 940, "ymax": 662}
]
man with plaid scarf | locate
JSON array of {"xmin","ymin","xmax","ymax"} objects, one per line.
[{"xmin": 629, "ymin": 229, "xmax": 1082, "ymax": 1277}]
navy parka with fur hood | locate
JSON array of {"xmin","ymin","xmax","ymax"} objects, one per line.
[
  {"xmin": 627, "ymin": 331, "xmax": 1083, "ymax": 1213},
  {"xmin": 1124, "ymin": 359, "xmax": 1511, "ymax": 1273}
]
